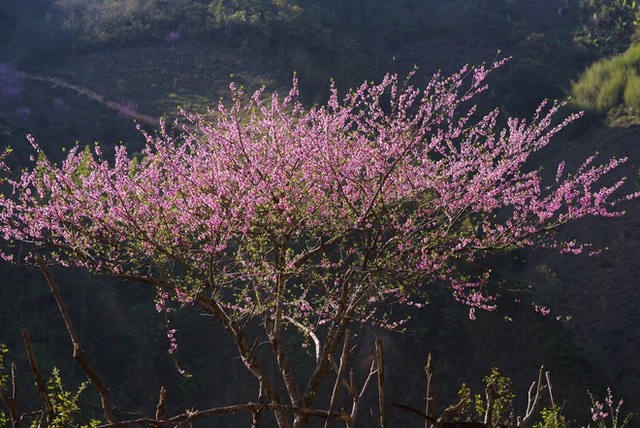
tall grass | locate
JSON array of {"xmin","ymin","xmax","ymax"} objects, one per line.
[
  {"xmin": 624, "ymin": 73, "xmax": 640, "ymax": 109},
  {"xmin": 571, "ymin": 44, "xmax": 640, "ymax": 114}
]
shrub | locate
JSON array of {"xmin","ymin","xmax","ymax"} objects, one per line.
[
  {"xmin": 595, "ymin": 66, "xmax": 628, "ymax": 113},
  {"xmin": 571, "ymin": 43, "xmax": 640, "ymax": 115},
  {"xmin": 623, "ymin": 72, "xmax": 640, "ymax": 109}
]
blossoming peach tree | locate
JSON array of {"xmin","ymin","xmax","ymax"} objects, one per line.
[{"xmin": 0, "ymin": 60, "xmax": 636, "ymax": 427}]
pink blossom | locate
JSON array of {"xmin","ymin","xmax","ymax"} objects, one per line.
[{"xmin": 0, "ymin": 60, "xmax": 636, "ymax": 334}]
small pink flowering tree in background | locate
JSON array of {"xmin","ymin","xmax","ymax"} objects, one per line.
[{"xmin": 0, "ymin": 60, "xmax": 637, "ymax": 427}]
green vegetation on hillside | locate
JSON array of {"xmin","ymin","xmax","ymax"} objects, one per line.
[
  {"xmin": 571, "ymin": 43, "xmax": 640, "ymax": 124},
  {"xmin": 574, "ymin": 0, "xmax": 639, "ymax": 55}
]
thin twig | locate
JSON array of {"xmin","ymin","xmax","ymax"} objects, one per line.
[
  {"xmin": 425, "ymin": 353, "xmax": 436, "ymax": 428},
  {"xmin": 437, "ymin": 391, "xmax": 470, "ymax": 426},
  {"xmin": 328, "ymin": 356, "xmax": 353, "ymax": 396},
  {"xmin": 10, "ymin": 363, "xmax": 17, "ymax": 419},
  {"xmin": 375, "ymin": 339, "xmax": 386, "ymax": 428}
]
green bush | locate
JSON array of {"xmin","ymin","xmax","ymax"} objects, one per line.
[
  {"xmin": 595, "ymin": 66, "xmax": 628, "ymax": 113},
  {"xmin": 623, "ymin": 73, "xmax": 640, "ymax": 109},
  {"xmin": 571, "ymin": 43, "xmax": 640, "ymax": 115},
  {"xmin": 621, "ymin": 43, "xmax": 640, "ymax": 67}
]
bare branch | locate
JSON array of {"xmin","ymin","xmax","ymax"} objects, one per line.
[
  {"xmin": 328, "ymin": 355, "xmax": 355, "ymax": 397},
  {"xmin": 349, "ymin": 358, "xmax": 377, "ymax": 426},
  {"xmin": 425, "ymin": 353, "xmax": 436, "ymax": 428},
  {"xmin": 269, "ymin": 267, "xmax": 302, "ymax": 409},
  {"xmin": 375, "ymin": 339, "xmax": 387, "ymax": 428},
  {"xmin": 286, "ymin": 316, "xmax": 321, "ymax": 366},
  {"xmin": 153, "ymin": 386, "xmax": 166, "ymax": 427},
  {"xmin": 517, "ymin": 366, "xmax": 545, "ymax": 428},
  {"xmin": 545, "ymin": 371, "xmax": 555, "ymax": 408},
  {"xmin": 0, "ymin": 362, "xmax": 20, "ymax": 428},
  {"xmin": 21, "ymin": 329, "xmax": 52, "ymax": 421},
  {"xmin": 35, "ymin": 254, "xmax": 116, "ymax": 424},
  {"xmin": 192, "ymin": 294, "xmax": 290, "ymax": 428},
  {"xmin": 437, "ymin": 394, "xmax": 469, "ymax": 425},
  {"xmin": 324, "ymin": 330, "xmax": 350, "ymax": 428},
  {"xmin": 97, "ymin": 402, "xmax": 349, "ymax": 427}
]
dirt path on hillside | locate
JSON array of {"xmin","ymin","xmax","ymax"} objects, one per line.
[{"xmin": 16, "ymin": 71, "xmax": 160, "ymax": 126}]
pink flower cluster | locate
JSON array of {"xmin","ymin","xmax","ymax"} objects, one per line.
[
  {"xmin": 0, "ymin": 60, "xmax": 636, "ymax": 331},
  {"xmin": 167, "ymin": 328, "xmax": 178, "ymax": 354}
]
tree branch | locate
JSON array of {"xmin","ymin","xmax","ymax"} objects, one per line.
[
  {"xmin": 349, "ymin": 358, "xmax": 377, "ymax": 426},
  {"xmin": 517, "ymin": 366, "xmax": 545, "ymax": 428},
  {"xmin": 545, "ymin": 371, "xmax": 555, "ymax": 408},
  {"xmin": 285, "ymin": 316, "xmax": 321, "ymax": 366},
  {"xmin": 425, "ymin": 353, "xmax": 437, "ymax": 428},
  {"xmin": 21, "ymin": 329, "xmax": 52, "ymax": 421},
  {"xmin": 192, "ymin": 293, "xmax": 290, "ymax": 428},
  {"xmin": 35, "ymin": 254, "xmax": 116, "ymax": 424},
  {"xmin": 0, "ymin": 362, "xmax": 19, "ymax": 428},
  {"xmin": 391, "ymin": 402, "xmax": 488, "ymax": 427},
  {"xmin": 97, "ymin": 402, "xmax": 349, "ymax": 427},
  {"xmin": 375, "ymin": 338, "xmax": 387, "ymax": 428},
  {"xmin": 302, "ymin": 269, "xmax": 356, "ymax": 408},
  {"xmin": 324, "ymin": 330, "xmax": 350, "ymax": 428},
  {"xmin": 483, "ymin": 384, "xmax": 496, "ymax": 426},
  {"xmin": 153, "ymin": 386, "xmax": 166, "ymax": 427}
]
